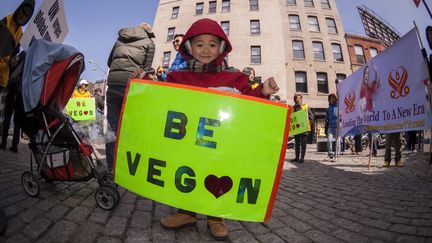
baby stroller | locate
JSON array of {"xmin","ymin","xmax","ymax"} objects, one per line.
[{"xmin": 14, "ymin": 40, "xmax": 119, "ymax": 210}]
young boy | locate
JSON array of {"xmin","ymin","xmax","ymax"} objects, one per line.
[{"xmin": 160, "ymin": 18, "xmax": 279, "ymax": 240}]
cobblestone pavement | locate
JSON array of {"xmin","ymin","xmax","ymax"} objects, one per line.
[{"xmin": 1, "ymin": 138, "xmax": 432, "ymax": 242}]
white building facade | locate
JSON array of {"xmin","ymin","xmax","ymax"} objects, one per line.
[{"xmin": 152, "ymin": 0, "xmax": 351, "ymax": 112}]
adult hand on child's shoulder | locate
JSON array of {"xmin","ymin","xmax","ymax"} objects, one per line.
[
  {"xmin": 130, "ymin": 69, "xmax": 146, "ymax": 80},
  {"xmin": 262, "ymin": 77, "xmax": 279, "ymax": 96}
]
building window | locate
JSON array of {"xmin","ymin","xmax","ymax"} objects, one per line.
[
  {"xmin": 286, "ymin": 0, "xmax": 296, "ymax": 5},
  {"xmin": 332, "ymin": 43, "xmax": 343, "ymax": 62},
  {"xmin": 196, "ymin": 2, "xmax": 204, "ymax": 15},
  {"xmin": 163, "ymin": 52, "xmax": 171, "ymax": 68},
  {"xmin": 326, "ymin": 18, "xmax": 337, "ymax": 34},
  {"xmin": 171, "ymin": 6, "xmax": 179, "ymax": 19},
  {"xmin": 317, "ymin": 72, "xmax": 329, "ymax": 93},
  {"xmin": 313, "ymin": 41, "xmax": 325, "ymax": 60},
  {"xmin": 289, "ymin": 15, "xmax": 301, "ymax": 30},
  {"xmin": 295, "ymin": 71, "xmax": 308, "ymax": 93},
  {"xmin": 251, "ymin": 46, "xmax": 261, "ymax": 64},
  {"xmin": 308, "ymin": 16, "xmax": 320, "ymax": 32},
  {"xmin": 167, "ymin": 27, "xmax": 175, "ymax": 41},
  {"xmin": 370, "ymin": 47, "xmax": 378, "ymax": 58},
  {"xmin": 292, "ymin": 40, "xmax": 305, "ymax": 59},
  {"xmin": 321, "ymin": 0, "xmax": 330, "ymax": 9},
  {"xmin": 336, "ymin": 73, "xmax": 346, "ymax": 82},
  {"xmin": 209, "ymin": 1, "xmax": 217, "ymax": 14},
  {"xmin": 221, "ymin": 21, "xmax": 230, "ymax": 36},
  {"xmin": 222, "ymin": 0, "xmax": 230, "ymax": 12},
  {"xmin": 250, "ymin": 0, "xmax": 259, "ymax": 11},
  {"xmin": 304, "ymin": 0, "xmax": 314, "ymax": 7},
  {"xmin": 354, "ymin": 45, "xmax": 365, "ymax": 64},
  {"xmin": 250, "ymin": 20, "xmax": 260, "ymax": 35}
]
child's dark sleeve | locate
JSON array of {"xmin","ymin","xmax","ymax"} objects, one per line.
[{"xmin": 235, "ymin": 74, "xmax": 267, "ymax": 99}]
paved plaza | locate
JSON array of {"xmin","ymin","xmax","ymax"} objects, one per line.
[{"xmin": 1, "ymin": 138, "xmax": 432, "ymax": 242}]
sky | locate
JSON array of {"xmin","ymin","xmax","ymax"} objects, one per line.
[{"xmin": 0, "ymin": 0, "xmax": 431, "ymax": 83}]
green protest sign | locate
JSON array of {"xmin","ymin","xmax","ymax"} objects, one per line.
[
  {"xmin": 115, "ymin": 80, "xmax": 291, "ymax": 222},
  {"xmin": 289, "ymin": 109, "xmax": 309, "ymax": 136},
  {"xmin": 66, "ymin": 98, "xmax": 96, "ymax": 121}
]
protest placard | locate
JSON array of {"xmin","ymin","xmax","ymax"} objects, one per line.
[
  {"xmin": 289, "ymin": 109, "xmax": 309, "ymax": 136},
  {"xmin": 20, "ymin": 0, "xmax": 68, "ymax": 50},
  {"xmin": 339, "ymin": 29, "xmax": 432, "ymax": 136},
  {"xmin": 66, "ymin": 98, "xmax": 96, "ymax": 121},
  {"xmin": 115, "ymin": 80, "xmax": 291, "ymax": 222}
]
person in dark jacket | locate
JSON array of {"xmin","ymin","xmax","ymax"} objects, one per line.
[
  {"xmin": 325, "ymin": 93, "xmax": 338, "ymax": 161},
  {"xmin": 159, "ymin": 18, "xmax": 279, "ymax": 240},
  {"xmin": 290, "ymin": 94, "xmax": 313, "ymax": 163},
  {"xmin": 169, "ymin": 34, "xmax": 187, "ymax": 72},
  {"xmin": 93, "ymin": 88, "xmax": 104, "ymax": 116},
  {"xmin": 105, "ymin": 23, "xmax": 155, "ymax": 171}
]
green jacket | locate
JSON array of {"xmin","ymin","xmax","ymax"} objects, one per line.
[{"xmin": 107, "ymin": 27, "xmax": 155, "ymax": 86}]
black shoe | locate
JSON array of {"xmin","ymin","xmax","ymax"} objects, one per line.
[
  {"xmin": 298, "ymin": 159, "xmax": 304, "ymax": 163},
  {"xmin": 290, "ymin": 158, "xmax": 299, "ymax": 162},
  {"xmin": 0, "ymin": 143, "xmax": 5, "ymax": 150},
  {"xmin": 9, "ymin": 147, "xmax": 18, "ymax": 153}
]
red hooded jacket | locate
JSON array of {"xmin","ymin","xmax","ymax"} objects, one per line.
[{"xmin": 167, "ymin": 18, "xmax": 266, "ymax": 98}]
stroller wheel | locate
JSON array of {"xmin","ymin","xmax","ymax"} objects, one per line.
[
  {"xmin": 97, "ymin": 172, "xmax": 114, "ymax": 187},
  {"xmin": 21, "ymin": 171, "xmax": 40, "ymax": 197},
  {"xmin": 95, "ymin": 186, "xmax": 118, "ymax": 210}
]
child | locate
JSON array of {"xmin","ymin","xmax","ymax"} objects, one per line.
[{"xmin": 160, "ymin": 18, "xmax": 279, "ymax": 240}]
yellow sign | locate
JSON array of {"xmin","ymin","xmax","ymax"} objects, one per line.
[
  {"xmin": 66, "ymin": 98, "xmax": 96, "ymax": 121},
  {"xmin": 115, "ymin": 80, "xmax": 291, "ymax": 222},
  {"xmin": 289, "ymin": 109, "xmax": 309, "ymax": 136}
]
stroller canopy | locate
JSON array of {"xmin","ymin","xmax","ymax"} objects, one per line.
[{"xmin": 22, "ymin": 39, "xmax": 84, "ymax": 112}]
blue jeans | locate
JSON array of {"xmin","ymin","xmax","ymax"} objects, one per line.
[
  {"xmin": 105, "ymin": 85, "xmax": 127, "ymax": 171},
  {"xmin": 327, "ymin": 127, "xmax": 340, "ymax": 157}
]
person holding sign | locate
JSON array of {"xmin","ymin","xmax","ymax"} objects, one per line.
[
  {"xmin": 72, "ymin": 79, "xmax": 92, "ymax": 98},
  {"xmin": 159, "ymin": 18, "xmax": 279, "ymax": 240},
  {"xmin": 290, "ymin": 94, "xmax": 313, "ymax": 163}
]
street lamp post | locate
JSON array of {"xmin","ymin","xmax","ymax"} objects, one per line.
[
  {"xmin": 88, "ymin": 59, "xmax": 110, "ymax": 135},
  {"xmin": 88, "ymin": 59, "xmax": 109, "ymax": 95}
]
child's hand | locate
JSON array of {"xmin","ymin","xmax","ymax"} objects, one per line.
[
  {"xmin": 262, "ymin": 77, "xmax": 279, "ymax": 96},
  {"xmin": 130, "ymin": 69, "xmax": 146, "ymax": 79}
]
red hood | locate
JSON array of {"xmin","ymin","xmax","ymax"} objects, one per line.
[{"xmin": 179, "ymin": 18, "xmax": 232, "ymax": 65}]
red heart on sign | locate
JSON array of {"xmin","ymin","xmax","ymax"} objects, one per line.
[
  {"xmin": 204, "ymin": 175, "xmax": 233, "ymax": 198},
  {"xmin": 296, "ymin": 124, "xmax": 300, "ymax": 128},
  {"xmin": 84, "ymin": 111, "xmax": 88, "ymax": 115}
]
